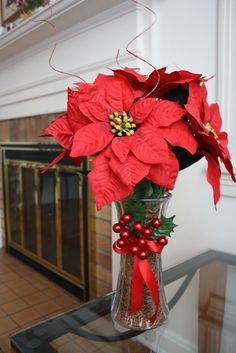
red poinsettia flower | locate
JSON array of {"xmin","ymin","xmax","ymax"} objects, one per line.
[
  {"xmin": 185, "ymin": 81, "xmax": 236, "ymax": 204},
  {"xmin": 112, "ymin": 67, "xmax": 148, "ymax": 90},
  {"xmin": 63, "ymin": 73, "xmax": 196, "ymax": 209},
  {"xmin": 42, "ymin": 88, "xmax": 89, "ymax": 171},
  {"xmin": 43, "ymin": 66, "xmax": 235, "ymax": 210},
  {"xmin": 143, "ymin": 67, "xmax": 204, "ymax": 98}
]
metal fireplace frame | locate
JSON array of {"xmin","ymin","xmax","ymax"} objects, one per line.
[{"xmin": 1, "ymin": 143, "xmax": 96, "ymax": 301}]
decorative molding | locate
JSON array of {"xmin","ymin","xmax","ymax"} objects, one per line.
[
  {"xmin": 0, "ymin": 0, "xmax": 135, "ymax": 69},
  {"xmin": 221, "ymin": 170, "xmax": 236, "ymax": 198},
  {"xmin": 216, "ymin": 0, "xmax": 232, "ymax": 131},
  {"xmin": 216, "ymin": 0, "xmax": 236, "ymax": 197},
  {"xmin": 0, "ymin": 52, "xmax": 133, "ymax": 99},
  {"xmin": 0, "ymin": 0, "xmax": 130, "ymax": 62},
  {"xmin": 0, "ymin": 53, "xmax": 134, "ymax": 110}
]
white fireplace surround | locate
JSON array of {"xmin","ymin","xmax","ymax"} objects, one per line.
[{"xmin": 0, "ymin": 1, "xmax": 236, "ymax": 351}]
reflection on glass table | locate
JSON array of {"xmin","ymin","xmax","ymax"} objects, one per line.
[{"xmin": 10, "ymin": 250, "xmax": 236, "ymax": 353}]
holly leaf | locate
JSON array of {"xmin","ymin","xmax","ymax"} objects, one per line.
[
  {"xmin": 152, "ymin": 215, "xmax": 177, "ymax": 238},
  {"xmin": 130, "ymin": 203, "xmax": 147, "ymax": 226}
]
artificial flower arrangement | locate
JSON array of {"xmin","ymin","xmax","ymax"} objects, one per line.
[
  {"xmin": 44, "ymin": 66, "xmax": 235, "ymax": 208},
  {"xmin": 43, "ymin": 66, "xmax": 235, "ymax": 330}
]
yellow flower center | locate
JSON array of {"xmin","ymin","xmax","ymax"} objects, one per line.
[
  {"xmin": 109, "ymin": 112, "xmax": 136, "ymax": 137},
  {"xmin": 204, "ymin": 122, "xmax": 219, "ymax": 140}
]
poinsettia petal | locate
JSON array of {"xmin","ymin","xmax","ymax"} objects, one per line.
[
  {"xmin": 204, "ymin": 152, "xmax": 221, "ymax": 205},
  {"xmin": 44, "ymin": 114, "xmax": 73, "ymax": 149},
  {"xmin": 109, "ymin": 151, "xmax": 150, "ymax": 188},
  {"xmin": 159, "ymin": 70, "xmax": 203, "ymax": 97},
  {"xmin": 159, "ymin": 121, "xmax": 198, "ymax": 154},
  {"xmin": 145, "ymin": 100, "xmax": 185, "ymax": 128},
  {"xmin": 67, "ymin": 89, "xmax": 91, "ymax": 131},
  {"xmin": 223, "ymin": 158, "xmax": 236, "ymax": 182},
  {"xmin": 185, "ymin": 82, "xmax": 203, "ymax": 126},
  {"xmin": 79, "ymin": 101, "xmax": 109, "ymax": 122},
  {"xmin": 143, "ymin": 67, "xmax": 170, "ymax": 95},
  {"xmin": 218, "ymin": 132, "xmax": 231, "ymax": 159},
  {"xmin": 113, "ymin": 67, "xmax": 148, "ymax": 84},
  {"xmin": 88, "ymin": 154, "xmax": 132, "ymax": 210},
  {"xmin": 147, "ymin": 150, "xmax": 179, "ymax": 189},
  {"xmin": 69, "ymin": 155, "xmax": 85, "ymax": 167},
  {"xmin": 70, "ymin": 122, "xmax": 113, "ymax": 157},
  {"xmin": 94, "ymin": 74, "xmax": 136, "ymax": 112},
  {"xmin": 197, "ymin": 131, "xmax": 224, "ymax": 160},
  {"xmin": 209, "ymin": 103, "xmax": 222, "ymax": 131},
  {"xmin": 130, "ymin": 98, "xmax": 156, "ymax": 123},
  {"xmin": 111, "ymin": 136, "xmax": 132, "ymax": 162},
  {"xmin": 74, "ymin": 82, "xmax": 92, "ymax": 91},
  {"xmin": 131, "ymin": 127, "xmax": 170, "ymax": 164},
  {"xmin": 144, "ymin": 68, "xmax": 202, "ymax": 98}
]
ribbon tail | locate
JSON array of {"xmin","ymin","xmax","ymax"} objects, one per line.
[
  {"xmin": 41, "ymin": 150, "xmax": 67, "ymax": 174},
  {"xmin": 138, "ymin": 259, "xmax": 160, "ymax": 324},
  {"xmin": 130, "ymin": 256, "xmax": 143, "ymax": 313}
]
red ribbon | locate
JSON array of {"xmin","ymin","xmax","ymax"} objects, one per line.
[{"xmin": 113, "ymin": 239, "xmax": 163, "ymax": 324}]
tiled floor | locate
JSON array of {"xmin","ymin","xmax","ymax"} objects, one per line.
[{"xmin": 0, "ymin": 248, "xmax": 82, "ymax": 353}]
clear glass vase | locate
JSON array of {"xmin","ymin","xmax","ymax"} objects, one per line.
[{"xmin": 111, "ymin": 195, "xmax": 171, "ymax": 330}]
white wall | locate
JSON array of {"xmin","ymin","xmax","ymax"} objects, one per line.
[{"xmin": 149, "ymin": 0, "xmax": 236, "ymax": 269}]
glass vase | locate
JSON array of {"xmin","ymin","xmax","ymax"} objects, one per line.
[{"xmin": 111, "ymin": 195, "xmax": 171, "ymax": 330}]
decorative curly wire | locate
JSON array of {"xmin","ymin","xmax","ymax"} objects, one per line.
[
  {"xmin": 21, "ymin": 4, "xmax": 86, "ymax": 82},
  {"xmin": 126, "ymin": 0, "xmax": 161, "ymax": 97},
  {"xmin": 21, "ymin": 1, "xmax": 160, "ymax": 90}
]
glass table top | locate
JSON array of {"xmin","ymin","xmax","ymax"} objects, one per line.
[{"xmin": 10, "ymin": 250, "xmax": 236, "ymax": 353}]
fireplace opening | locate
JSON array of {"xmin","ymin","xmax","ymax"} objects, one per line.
[{"xmin": 1, "ymin": 144, "xmax": 109, "ymax": 301}]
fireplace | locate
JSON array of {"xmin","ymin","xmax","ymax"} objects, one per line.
[{"xmin": 1, "ymin": 143, "xmax": 107, "ymax": 301}]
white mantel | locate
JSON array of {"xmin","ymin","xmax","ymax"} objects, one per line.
[
  {"xmin": 0, "ymin": 0, "xmax": 139, "ymax": 120},
  {"xmin": 0, "ymin": 0, "xmax": 127, "ymax": 60}
]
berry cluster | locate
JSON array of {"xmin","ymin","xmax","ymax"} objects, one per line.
[{"xmin": 113, "ymin": 213, "xmax": 168, "ymax": 260}]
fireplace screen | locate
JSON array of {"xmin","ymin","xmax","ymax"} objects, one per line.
[{"xmin": 2, "ymin": 145, "xmax": 94, "ymax": 300}]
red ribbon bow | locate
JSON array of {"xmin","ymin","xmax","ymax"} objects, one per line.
[{"xmin": 113, "ymin": 239, "xmax": 164, "ymax": 324}]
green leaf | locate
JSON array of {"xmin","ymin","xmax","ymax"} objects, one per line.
[
  {"xmin": 129, "ymin": 179, "xmax": 153, "ymax": 199},
  {"xmin": 125, "ymin": 202, "xmax": 147, "ymax": 228},
  {"xmin": 152, "ymin": 215, "xmax": 177, "ymax": 238},
  {"xmin": 128, "ymin": 179, "xmax": 166, "ymax": 200}
]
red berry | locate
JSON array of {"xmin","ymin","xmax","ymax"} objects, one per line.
[
  {"xmin": 120, "ymin": 229, "xmax": 130, "ymax": 239},
  {"xmin": 117, "ymin": 239, "xmax": 126, "ymax": 248},
  {"xmin": 119, "ymin": 219, "xmax": 126, "ymax": 226},
  {"xmin": 139, "ymin": 250, "xmax": 148, "ymax": 260},
  {"xmin": 158, "ymin": 236, "xmax": 168, "ymax": 246},
  {"xmin": 142, "ymin": 227, "xmax": 153, "ymax": 238},
  {"xmin": 133, "ymin": 221, "xmax": 143, "ymax": 232},
  {"xmin": 138, "ymin": 238, "xmax": 146, "ymax": 247},
  {"xmin": 113, "ymin": 223, "xmax": 122, "ymax": 233},
  {"xmin": 122, "ymin": 213, "xmax": 132, "ymax": 223},
  {"xmin": 151, "ymin": 218, "xmax": 161, "ymax": 228},
  {"xmin": 131, "ymin": 246, "xmax": 139, "ymax": 255}
]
